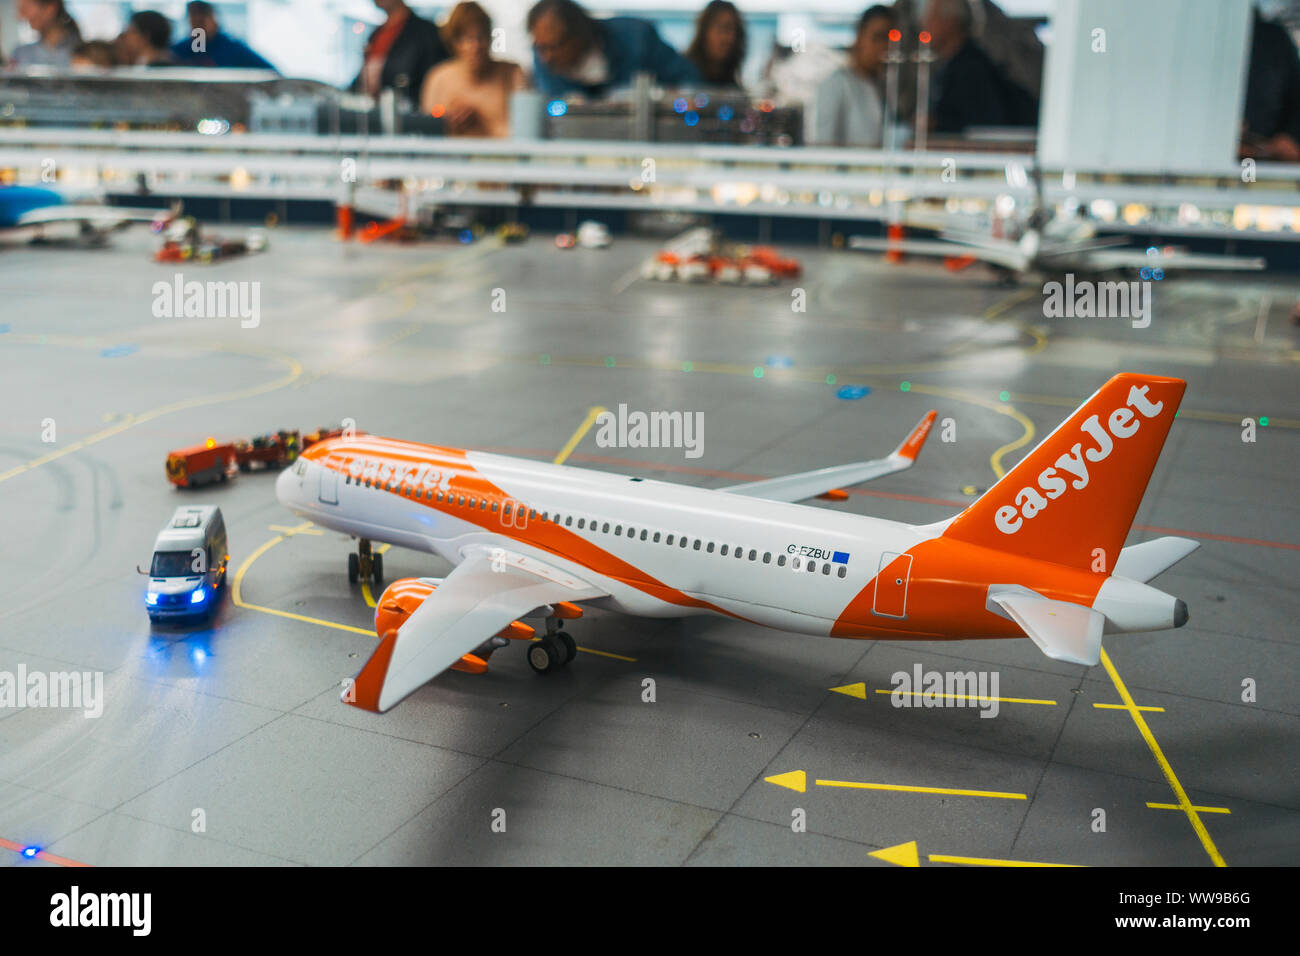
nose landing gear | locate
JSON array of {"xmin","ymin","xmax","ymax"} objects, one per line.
[{"xmin": 348, "ymin": 539, "xmax": 383, "ymax": 587}]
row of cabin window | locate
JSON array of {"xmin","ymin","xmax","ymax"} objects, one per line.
[{"xmin": 347, "ymin": 472, "xmax": 848, "ymax": 579}]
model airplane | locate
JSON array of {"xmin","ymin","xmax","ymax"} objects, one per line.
[
  {"xmin": 276, "ymin": 373, "xmax": 1196, "ymax": 714},
  {"xmin": 850, "ymin": 164, "xmax": 1265, "ymax": 280},
  {"xmin": 0, "ymin": 184, "xmax": 171, "ymax": 244},
  {"xmin": 848, "ymin": 221, "xmax": 1266, "ymax": 279}
]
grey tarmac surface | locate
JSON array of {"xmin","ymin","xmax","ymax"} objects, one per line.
[{"xmin": 1, "ymin": 226, "xmax": 1296, "ymax": 866}]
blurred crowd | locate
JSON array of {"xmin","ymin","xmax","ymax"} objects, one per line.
[{"xmin": 3, "ymin": 0, "xmax": 1299, "ymax": 157}]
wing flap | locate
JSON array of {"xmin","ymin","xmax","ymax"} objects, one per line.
[
  {"xmin": 348, "ymin": 547, "xmax": 606, "ymax": 712},
  {"xmin": 991, "ymin": 590, "xmax": 1105, "ymax": 666},
  {"xmin": 721, "ymin": 410, "xmax": 937, "ymax": 503}
]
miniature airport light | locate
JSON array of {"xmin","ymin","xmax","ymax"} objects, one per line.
[
  {"xmin": 719, "ymin": 105, "xmax": 734, "ymax": 121},
  {"xmin": 919, "ymin": 31, "xmax": 931, "ymax": 44},
  {"xmin": 889, "ymin": 28, "xmax": 901, "ymax": 42},
  {"xmin": 21, "ymin": 846, "xmax": 39, "ymax": 859},
  {"xmin": 546, "ymin": 100, "xmax": 566, "ymax": 117},
  {"xmin": 205, "ymin": 437, "xmax": 216, "ymax": 449},
  {"xmin": 900, "ymin": 380, "xmax": 911, "ymax": 392}
]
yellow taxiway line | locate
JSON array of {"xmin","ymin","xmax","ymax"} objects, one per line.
[
  {"xmin": 553, "ymin": 405, "xmax": 607, "ymax": 466},
  {"xmin": 872, "ymin": 688, "xmax": 1057, "ymax": 706},
  {"xmin": 1098, "ymin": 647, "xmax": 1227, "ymax": 866},
  {"xmin": 0, "ymin": 339, "xmax": 303, "ymax": 484}
]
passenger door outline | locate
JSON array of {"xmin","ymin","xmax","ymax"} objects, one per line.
[{"xmin": 872, "ymin": 552, "xmax": 913, "ymax": 619}]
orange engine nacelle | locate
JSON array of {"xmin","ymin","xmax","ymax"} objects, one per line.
[{"xmin": 374, "ymin": 578, "xmax": 535, "ymax": 674}]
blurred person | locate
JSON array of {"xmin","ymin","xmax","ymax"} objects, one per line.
[
  {"xmin": 70, "ymin": 40, "xmax": 116, "ymax": 70},
  {"xmin": 1241, "ymin": 7, "xmax": 1300, "ymax": 163},
  {"xmin": 968, "ymin": 0, "xmax": 1043, "ymax": 108},
  {"xmin": 172, "ymin": 1, "xmax": 276, "ymax": 71},
  {"xmin": 527, "ymin": 0, "xmax": 699, "ymax": 98},
  {"xmin": 420, "ymin": 2, "xmax": 526, "ymax": 137},
  {"xmin": 10, "ymin": 0, "xmax": 82, "ymax": 70},
  {"xmin": 685, "ymin": 0, "xmax": 747, "ymax": 89},
  {"xmin": 117, "ymin": 10, "xmax": 178, "ymax": 67},
  {"xmin": 352, "ymin": 0, "xmax": 449, "ymax": 103},
  {"xmin": 924, "ymin": 0, "xmax": 1035, "ymax": 133},
  {"xmin": 813, "ymin": 5, "xmax": 893, "ymax": 147}
]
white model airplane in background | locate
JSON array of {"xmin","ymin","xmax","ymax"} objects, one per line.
[
  {"xmin": 276, "ymin": 373, "xmax": 1198, "ymax": 714},
  {"xmin": 850, "ymin": 163, "xmax": 1266, "ymax": 280},
  {"xmin": 0, "ymin": 184, "xmax": 170, "ymax": 244}
]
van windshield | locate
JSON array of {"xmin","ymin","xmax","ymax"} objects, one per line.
[{"xmin": 151, "ymin": 551, "xmax": 200, "ymax": 578}]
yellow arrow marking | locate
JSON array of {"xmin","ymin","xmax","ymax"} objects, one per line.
[
  {"xmin": 830, "ymin": 682, "xmax": 867, "ymax": 699},
  {"xmin": 869, "ymin": 841, "xmax": 1081, "ymax": 867},
  {"xmin": 869, "ymin": 841, "xmax": 919, "ymax": 867},
  {"xmin": 764, "ymin": 770, "xmax": 807, "ymax": 793}
]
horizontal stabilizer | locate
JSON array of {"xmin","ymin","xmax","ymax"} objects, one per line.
[
  {"xmin": 721, "ymin": 409, "xmax": 937, "ymax": 503},
  {"xmin": 991, "ymin": 590, "xmax": 1105, "ymax": 666},
  {"xmin": 1114, "ymin": 536, "xmax": 1198, "ymax": 583}
]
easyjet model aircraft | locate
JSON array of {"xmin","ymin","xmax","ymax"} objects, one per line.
[{"xmin": 275, "ymin": 373, "xmax": 1197, "ymax": 714}]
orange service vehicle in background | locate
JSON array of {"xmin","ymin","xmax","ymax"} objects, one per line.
[{"xmin": 165, "ymin": 439, "xmax": 237, "ymax": 488}]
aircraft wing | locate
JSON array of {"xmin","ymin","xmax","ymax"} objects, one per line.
[
  {"xmin": 347, "ymin": 546, "xmax": 607, "ymax": 713},
  {"xmin": 15, "ymin": 205, "xmax": 168, "ymax": 227},
  {"xmin": 848, "ymin": 234, "xmax": 1030, "ymax": 272},
  {"xmin": 990, "ymin": 590, "xmax": 1105, "ymax": 666},
  {"xmin": 1083, "ymin": 247, "xmax": 1266, "ymax": 272},
  {"xmin": 720, "ymin": 410, "xmax": 937, "ymax": 503}
]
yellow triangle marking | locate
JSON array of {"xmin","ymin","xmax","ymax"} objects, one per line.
[
  {"xmin": 830, "ymin": 682, "xmax": 867, "ymax": 699},
  {"xmin": 764, "ymin": 770, "xmax": 806, "ymax": 793},
  {"xmin": 870, "ymin": 841, "xmax": 920, "ymax": 867}
]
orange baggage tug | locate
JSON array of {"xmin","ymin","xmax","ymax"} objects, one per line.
[{"xmin": 165, "ymin": 439, "xmax": 237, "ymax": 489}]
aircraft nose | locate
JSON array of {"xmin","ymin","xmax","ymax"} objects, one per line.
[{"xmin": 274, "ymin": 462, "xmax": 297, "ymax": 505}]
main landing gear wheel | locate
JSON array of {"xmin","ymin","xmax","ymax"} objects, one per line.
[
  {"xmin": 371, "ymin": 552, "xmax": 383, "ymax": 587},
  {"xmin": 348, "ymin": 553, "xmax": 359, "ymax": 584},
  {"xmin": 527, "ymin": 636, "xmax": 564, "ymax": 674},
  {"xmin": 557, "ymin": 630, "xmax": 577, "ymax": 664}
]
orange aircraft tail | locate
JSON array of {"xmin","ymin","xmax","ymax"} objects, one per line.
[{"xmin": 942, "ymin": 374, "xmax": 1186, "ymax": 571}]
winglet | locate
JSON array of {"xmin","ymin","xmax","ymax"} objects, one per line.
[{"xmin": 893, "ymin": 410, "xmax": 938, "ymax": 462}]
